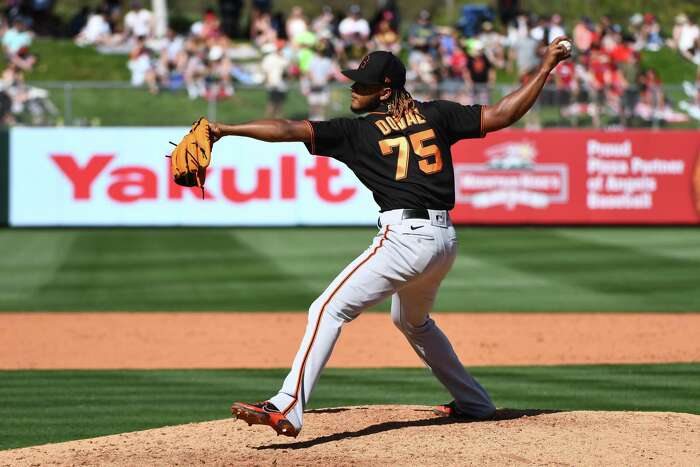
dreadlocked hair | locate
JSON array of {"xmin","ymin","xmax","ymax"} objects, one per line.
[{"xmin": 387, "ymin": 88, "xmax": 418, "ymax": 121}]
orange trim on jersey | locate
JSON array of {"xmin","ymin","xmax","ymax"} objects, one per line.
[
  {"xmin": 367, "ymin": 111, "xmax": 387, "ymax": 115},
  {"xmin": 480, "ymin": 105, "xmax": 487, "ymax": 137},
  {"xmin": 303, "ymin": 120, "xmax": 316, "ymax": 154},
  {"xmin": 282, "ymin": 226, "xmax": 392, "ymax": 416}
]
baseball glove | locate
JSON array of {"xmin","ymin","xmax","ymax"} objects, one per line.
[{"xmin": 168, "ymin": 117, "xmax": 213, "ymax": 197}]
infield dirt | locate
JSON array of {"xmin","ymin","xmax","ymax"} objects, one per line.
[
  {"xmin": 1, "ymin": 405, "xmax": 699, "ymax": 466},
  {"xmin": 2, "ymin": 312, "xmax": 699, "ymax": 369}
]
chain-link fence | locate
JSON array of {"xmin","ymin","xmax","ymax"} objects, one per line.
[{"xmin": 10, "ymin": 81, "xmax": 700, "ymax": 129}]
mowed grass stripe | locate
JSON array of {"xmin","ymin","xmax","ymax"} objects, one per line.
[
  {"xmin": 445, "ymin": 227, "xmax": 700, "ymax": 312},
  {"xmin": 0, "ymin": 227, "xmax": 699, "ymax": 312},
  {"xmin": 0, "ymin": 364, "xmax": 698, "ymax": 450}
]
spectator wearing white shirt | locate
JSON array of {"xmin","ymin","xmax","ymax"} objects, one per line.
[
  {"xmin": 286, "ymin": 6, "xmax": 308, "ymax": 45},
  {"xmin": 548, "ymin": 14, "xmax": 566, "ymax": 43},
  {"xmin": 2, "ymin": 17, "xmax": 33, "ymax": 55},
  {"xmin": 124, "ymin": 1, "xmax": 154, "ymax": 40},
  {"xmin": 677, "ymin": 16, "xmax": 700, "ymax": 62},
  {"xmin": 338, "ymin": 5, "xmax": 370, "ymax": 43},
  {"xmin": 302, "ymin": 40, "xmax": 338, "ymax": 120},
  {"xmin": 261, "ymin": 40, "xmax": 290, "ymax": 118},
  {"xmin": 127, "ymin": 37, "xmax": 158, "ymax": 94},
  {"xmin": 157, "ymin": 28, "xmax": 187, "ymax": 90},
  {"xmin": 74, "ymin": 6, "xmax": 112, "ymax": 47}
]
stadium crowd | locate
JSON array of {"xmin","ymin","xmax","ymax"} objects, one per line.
[{"xmin": 1, "ymin": 1, "xmax": 700, "ymax": 126}]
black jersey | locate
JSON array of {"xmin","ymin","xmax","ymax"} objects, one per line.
[{"xmin": 304, "ymin": 100, "xmax": 484, "ymax": 211}]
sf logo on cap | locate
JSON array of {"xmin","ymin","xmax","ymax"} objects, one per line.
[{"xmin": 359, "ymin": 55, "xmax": 370, "ymax": 69}]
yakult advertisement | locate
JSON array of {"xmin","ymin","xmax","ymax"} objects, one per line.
[
  {"xmin": 8, "ymin": 128, "xmax": 700, "ymax": 226},
  {"xmin": 9, "ymin": 128, "xmax": 378, "ymax": 226}
]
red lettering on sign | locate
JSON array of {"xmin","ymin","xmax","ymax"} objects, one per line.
[
  {"xmin": 107, "ymin": 167, "xmax": 158, "ymax": 202},
  {"xmin": 304, "ymin": 157, "xmax": 356, "ymax": 202},
  {"xmin": 51, "ymin": 154, "xmax": 113, "ymax": 199},
  {"xmin": 280, "ymin": 155, "xmax": 296, "ymax": 200},
  {"xmin": 221, "ymin": 168, "xmax": 272, "ymax": 202}
]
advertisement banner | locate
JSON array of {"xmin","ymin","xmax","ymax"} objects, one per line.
[
  {"xmin": 9, "ymin": 128, "xmax": 378, "ymax": 226},
  {"xmin": 8, "ymin": 128, "xmax": 700, "ymax": 226},
  {"xmin": 450, "ymin": 130, "xmax": 700, "ymax": 224}
]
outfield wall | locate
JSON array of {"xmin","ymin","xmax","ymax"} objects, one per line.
[{"xmin": 4, "ymin": 127, "xmax": 700, "ymax": 226}]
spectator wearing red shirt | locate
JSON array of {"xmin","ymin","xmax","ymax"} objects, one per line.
[{"xmin": 553, "ymin": 59, "xmax": 578, "ymax": 123}]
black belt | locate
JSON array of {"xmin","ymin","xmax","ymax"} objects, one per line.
[
  {"xmin": 378, "ymin": 209, "xmax": 431, "ymax": 228},
  {"xmin": 401, "ymin": 209, "xmax": 430, "ymax": 220}
]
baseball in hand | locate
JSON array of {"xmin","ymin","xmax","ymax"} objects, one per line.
[{"xmin": 559, "ymin": 40, "xmax": 573, "ymax": 53}]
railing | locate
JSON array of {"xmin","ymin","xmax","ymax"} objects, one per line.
[{"xmin": 13, "ymin": 81, "xmax": 700, "ymax": 129}]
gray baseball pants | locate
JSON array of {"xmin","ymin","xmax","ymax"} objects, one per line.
[{"xmin": 269, "ymin": 209, "xmax": 495, "ymax": 431}]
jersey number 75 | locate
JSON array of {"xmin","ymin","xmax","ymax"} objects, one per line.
[{"xmin": 378, "ymin": 129, "xmax": 443, "ymax": 181}]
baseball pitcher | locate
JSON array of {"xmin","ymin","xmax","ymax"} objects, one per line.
[{"xmin": 209, "ymin": 38, "xmax": 572, "ymax": 437}]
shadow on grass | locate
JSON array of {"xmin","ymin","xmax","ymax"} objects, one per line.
[{"xmin": 256, "ymin": 408, "xmax": 561, "ymax": 450}]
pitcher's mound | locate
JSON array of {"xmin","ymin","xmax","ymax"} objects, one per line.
[{"xmin": 2, "ymin": 405, "xmax": 699, "ymax": 466}]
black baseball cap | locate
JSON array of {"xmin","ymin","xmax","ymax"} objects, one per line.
[{"xmin": 342, "ymin": 51, "xmax": 406, "ymax": 89}]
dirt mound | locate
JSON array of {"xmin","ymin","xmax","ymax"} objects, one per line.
[{"xmin": 2, "ymin": 406, "xmax": 698, "ymax": 466}]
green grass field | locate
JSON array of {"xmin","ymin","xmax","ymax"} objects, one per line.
[
  {"xmin": 1, "ymin": 227, "xmax": 699, "ymax": 312},
  {"xmin": 1, "ymin": 363, "xmax": 698, "ymax": 450}
]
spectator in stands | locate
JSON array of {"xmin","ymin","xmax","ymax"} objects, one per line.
[
  {"xmin": 636, "ymin": 68, "xmax": 665, "ymax": 123},
  {"xmin": 581, "ymin": 43, "xmax": 609, "ymax": 127},
  {"xmin": 406, "ymin": 10, "xmax": 439, "ymax": 99},
  {"xmin": 249, "ymin": 0, "xmax": 272, "ymax": 40},
  {"xmin": 2, "ymin": 17, "xmax": 35, "ymax": 70},
  {"xmin": 408, "ymin": 9, "xmax": 436, "ymax": 56},
  {"xmin": 508, "ymin": 17, "xmax": 542, "ymax": 129},
  {"xmin": 127, "ymin": 36, "xmax": 158, "ymax": 94},
  {"xmin": 508, "ymin": 17, "xmax": 540, "ymax": 78},
  {"xmin": 0, "ymin": 60, "xmax": 56, "ymax": 124},
  {"xmin": 679, "ymin": 65, "xmax": 700, "ymax": 120},
  {"xmin": 639, "ymin": 13, "xmax": 663, "ymax": 52},
  {"xmin": 553, "ymin": 57, "xmax": 579, "ymax": 124},
  {"xmin": 478, "ymin": 21, "xmax": 506, "ymax": 69},
  {"xmin": 611, "ymin": 35, "xmax": 640, "ymax": 125},
  {"xmin": 506, "ymin": 12, "xmax": 529, "ymax": 44},
  {"xmin": 251, "ymin": 11, "xmax": 277, "ymax": 48},
  {"xmin": 438, "ymin": 34, "xmax": 468, "ymax": 104},
  {"xmin": 204, "ymin": 45, "xmax": 234, "ymax": 99},
  {"xmin": 339, "ymin": 6, "xmax": 370, "ymax": 69},
  {"xmin": 0, "ymin": 62, "xmax": 23, "ymax": 123},
  {"xmin": 547, "ymin": 14, "xmax": 566, "ymax": 43},
  {"xmin": 302, "ymin": 39, "xmax": 338, "ymax": 120},
  {"xmin": 675, "ymin": 15, "xmax": 699, "ymax": 62},
  {"xmin": 201, "ymin": 8, "xmax": 224, "ymax": 41},
  {"xmin": 286, "ymin": 6, "xmax": 308, "ymax": 45},
  {"xmin": 184, "ymin": 44, "xmax": 208, "ymax": 99},
  {"xmin": 573, "ymin": 16, "xmax": 595, "ymax": 54},
  {"xmin": 529, "ymin": 15, "xmax": 548, "ymax": 44},
  {"xmin": 465, "ymin": 41, "xmax": 495, "ymax": 105},
  {"xmin": 124, "ymin": 1, "xmax": 154, "ymax": 42},
  {"xmin": 372, "ymin": 16, "xmax": 400, "ymax": 54},
  {"xmin": 311, "ymin": 6, "xmax": 334, "ymax": 38},
  {"xmin": 155, "ymin": 30, "xmax": 186, "ymax": 91},
  {"xmin": 338, "ymin": 5, "xmax": 370, "ymax": 44},
  {"xmin": 74, "ymin": 6, "xmax": 111, "ymax": 47},
  {"xmin": 260, "ymin": 40, "xmax": 289, "ymax": 118},
  {"xmin": 370, "ymin": 0, "xmax": 399, "ymax": 36}
]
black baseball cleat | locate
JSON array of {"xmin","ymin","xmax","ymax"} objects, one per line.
[{"xmin": 231, "ymin": 401, "xmax": 299, "ymax": 437}]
